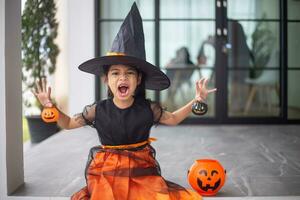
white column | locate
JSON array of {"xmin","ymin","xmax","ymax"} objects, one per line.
[
  {"xmin": 0, "ymin": 0, "xmax": 6, "ymax": 197},
  {"xmin": 0, "ymin": 0, "xmax": 23, "ymax": 198},
  {"xmin": 68, "ymin": 0, "xmax": 95, "ymax": 115},
  {"xmin": 54, "ymin": 0, "xmax": 95, "ymax": 116},
  {"xmin": 54, "ymin": 0, "xmax": 70, "ymax": 114}
]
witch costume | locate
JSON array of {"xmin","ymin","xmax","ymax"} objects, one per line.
[{"xmin": 71, "ymin": 3, "xmax": 202, "ymax": 200}]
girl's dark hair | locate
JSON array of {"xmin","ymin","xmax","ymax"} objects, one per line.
[{"xmin": 103, "ymin": 65, "xmax": 146, "ymax": 99}]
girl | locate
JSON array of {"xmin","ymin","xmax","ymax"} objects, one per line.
[{"xmin": 33, "ymin": 3, "xmax": 216, "ymax": 200}]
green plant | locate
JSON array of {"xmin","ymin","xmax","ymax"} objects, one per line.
[
  {"xmin": 22, "ymin": 0, "xmax": 59, "ymax": 114},
  {"xmin": 23, "ymin": 117, "xmax": 30, "ymax": 142}
]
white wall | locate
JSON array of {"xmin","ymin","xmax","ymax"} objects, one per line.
[
  {"xmin": 55, "ymin": 0, "xmax": 95, "ymax": 116},
  {"xmin": 0, "ymin": 0, "xmax": 6, "ymax": 198},
  {"xmin": 54, "ymin": 0, "xmax": 70, "ymax": 114},
  {"xmin": 0, "ymin": 0, "xmax": 24, "ymax": 198}
]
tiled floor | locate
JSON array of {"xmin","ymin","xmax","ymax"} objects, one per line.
[{"xmin": 14, "ymin": 125, "xmax": 300, "ymax": 199}]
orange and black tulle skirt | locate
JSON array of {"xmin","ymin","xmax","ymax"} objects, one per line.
[{"xmin": 71, "ymin": 144, "xmax": 202, "ymax": 200}]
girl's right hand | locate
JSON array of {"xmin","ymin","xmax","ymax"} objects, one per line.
[
  {"xmin": 195, "ymin": 78, "xmax": 217, "ymax": 102},
  {"xmin": 32, "ymin": 77, "xmax": 53, "ymax": 107}
]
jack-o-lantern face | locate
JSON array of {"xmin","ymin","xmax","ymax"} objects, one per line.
[
  {"xmin": 41, "ymin": 107, "xmax": 59, "ymax": 123},
  {"xmin": 188, "ymin": 159, "xmax": 226, "ymax": 196}
]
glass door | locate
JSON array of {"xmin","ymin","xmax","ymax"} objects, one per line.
[
  {"xmin": 97, "ymin": 0, "xmax": 300, "ymax": 123},
  {"xmin": 159, "ymin": 0, "xmax": 217, "ymax": 119},
  {"xmin": 287, "ymin": 0, "xmax": 300, "ymax": 120},
  {"xmin": 225, "ymin": 0, "xmax": 281, "ymax": 118}
]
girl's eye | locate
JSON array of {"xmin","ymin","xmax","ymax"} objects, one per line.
[
  {"xmin": 111, "ymin": 72, "xmax": 119, "ymax": 75},
  {"xmin": 127, "ymin": 71, "xmax": 136, "ymax": 75}
]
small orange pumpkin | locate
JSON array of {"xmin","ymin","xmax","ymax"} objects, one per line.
[
  {"xmin": 188, "ymin": 159, "xmax": 226, "ymax": 196},
  {"xmin": 41, "ymin": 107, "xmax": 59, "ymax": 123}
]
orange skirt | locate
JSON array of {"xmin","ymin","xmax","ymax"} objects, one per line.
[{"xmin": 71, "ymin": 145, "xmax": 201, "ymax": 200}]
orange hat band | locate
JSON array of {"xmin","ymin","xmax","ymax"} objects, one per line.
[{"xmin": 106, "ymin": 52, "xmax": 126, "ymax": 56}]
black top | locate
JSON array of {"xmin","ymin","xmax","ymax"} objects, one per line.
[{"xmin": 82, "ymin": 97, "xmax": 163, "ymax": 145}]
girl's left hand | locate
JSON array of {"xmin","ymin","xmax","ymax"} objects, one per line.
[{"xmin": 195, "ymin": 78, "xmax": 217, "ymax": 102}]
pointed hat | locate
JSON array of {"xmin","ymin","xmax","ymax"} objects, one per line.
[{"xmin": 78, "ymin": 2, "xmax": 170, "ymax": 90}]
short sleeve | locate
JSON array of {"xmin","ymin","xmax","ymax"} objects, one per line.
[
  {"xmin": 148, "ymin": 99, "xmax": 165, "ymax": 126},
  {"xmin": 82, "ymin": 102, "xmax": 96, "ymax": 127}
]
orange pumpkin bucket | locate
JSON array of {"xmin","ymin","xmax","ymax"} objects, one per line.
[
  {"xmin": 188, "ymin": 159, "xmax": 226, "ymax": 196},
  {"xmin": 41, "ymin": 107, "xmax": 59, "ymax": 123}
]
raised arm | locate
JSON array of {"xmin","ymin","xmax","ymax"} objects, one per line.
[
  {"xmin": 159, "ymin": 78, "xmax": 217, "ymax": 126},
  {"xmin": 55, "ymin": 103, "xmax": 96, "ymax": 130},
  {"xmin": 32, "ymin": 78, "xmax": 96, "ymax": 130}
]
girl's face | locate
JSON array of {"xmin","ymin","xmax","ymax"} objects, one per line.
[{"xmin": 106, "ymin": 64, "xmax": 141, "ymax": 101}]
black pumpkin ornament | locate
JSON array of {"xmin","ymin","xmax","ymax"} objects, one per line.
[{"xmin": 192, "ymin": 101, "xmax": 208, "ymax": 115}]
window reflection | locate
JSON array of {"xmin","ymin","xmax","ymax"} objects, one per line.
[
  {"xmin": 288, "ymin": 22, "xmax": 300, "ymax": 119},
  {"xmin": 164, "ymin": 47, "xmax": 196, "ymax": 109},
  {"xmin": 228, "ymin": 0, "xmax": 279, "ymax": 19},
  {"xmin": 288, "ymin": 0, "xmax": 300, "ymax": 20},
  {"xmin": 231, "ymin": 69, "xmax": 280, "ymax": 117},
  {"xmin": 100, "ymin": 0, "xmax": 154, "ymax": 19},
  {"xmin": 160, "ymin": 0, "xmax": 215, "ymax": 19},
  {"xmin": 160, "ymin": 21, "xmax": 216, "ymax": 116},
  {"xmin": 226, "ymin": 20, "xmax": 280, "ymax": 116},
  {"xmin": 288, "ymin": 71, "xmax": 300, "ymax": 119},
  {"xmin": 288, "ymin": 23, "xmax": 300, "ymax": 69},
  {"xmin": 197, "ymin": 35, "xmax": 215, "ymax": 79},
  {"xmin": 98, "ymin": 0, "xmax": 296, "ymax": 120}
]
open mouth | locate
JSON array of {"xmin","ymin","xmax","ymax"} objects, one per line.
[
  {"xmin": 197, "ymin": 178, "xmax": 221, "ymax": 192},
  {"xmin": 117, "ymin": 83, "xmax": 130, "ymax": 97}
]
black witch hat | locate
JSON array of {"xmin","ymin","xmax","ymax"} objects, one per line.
[{"xmin": 78, "ymin": 2, "xmax": 170, "ymax": 90}]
